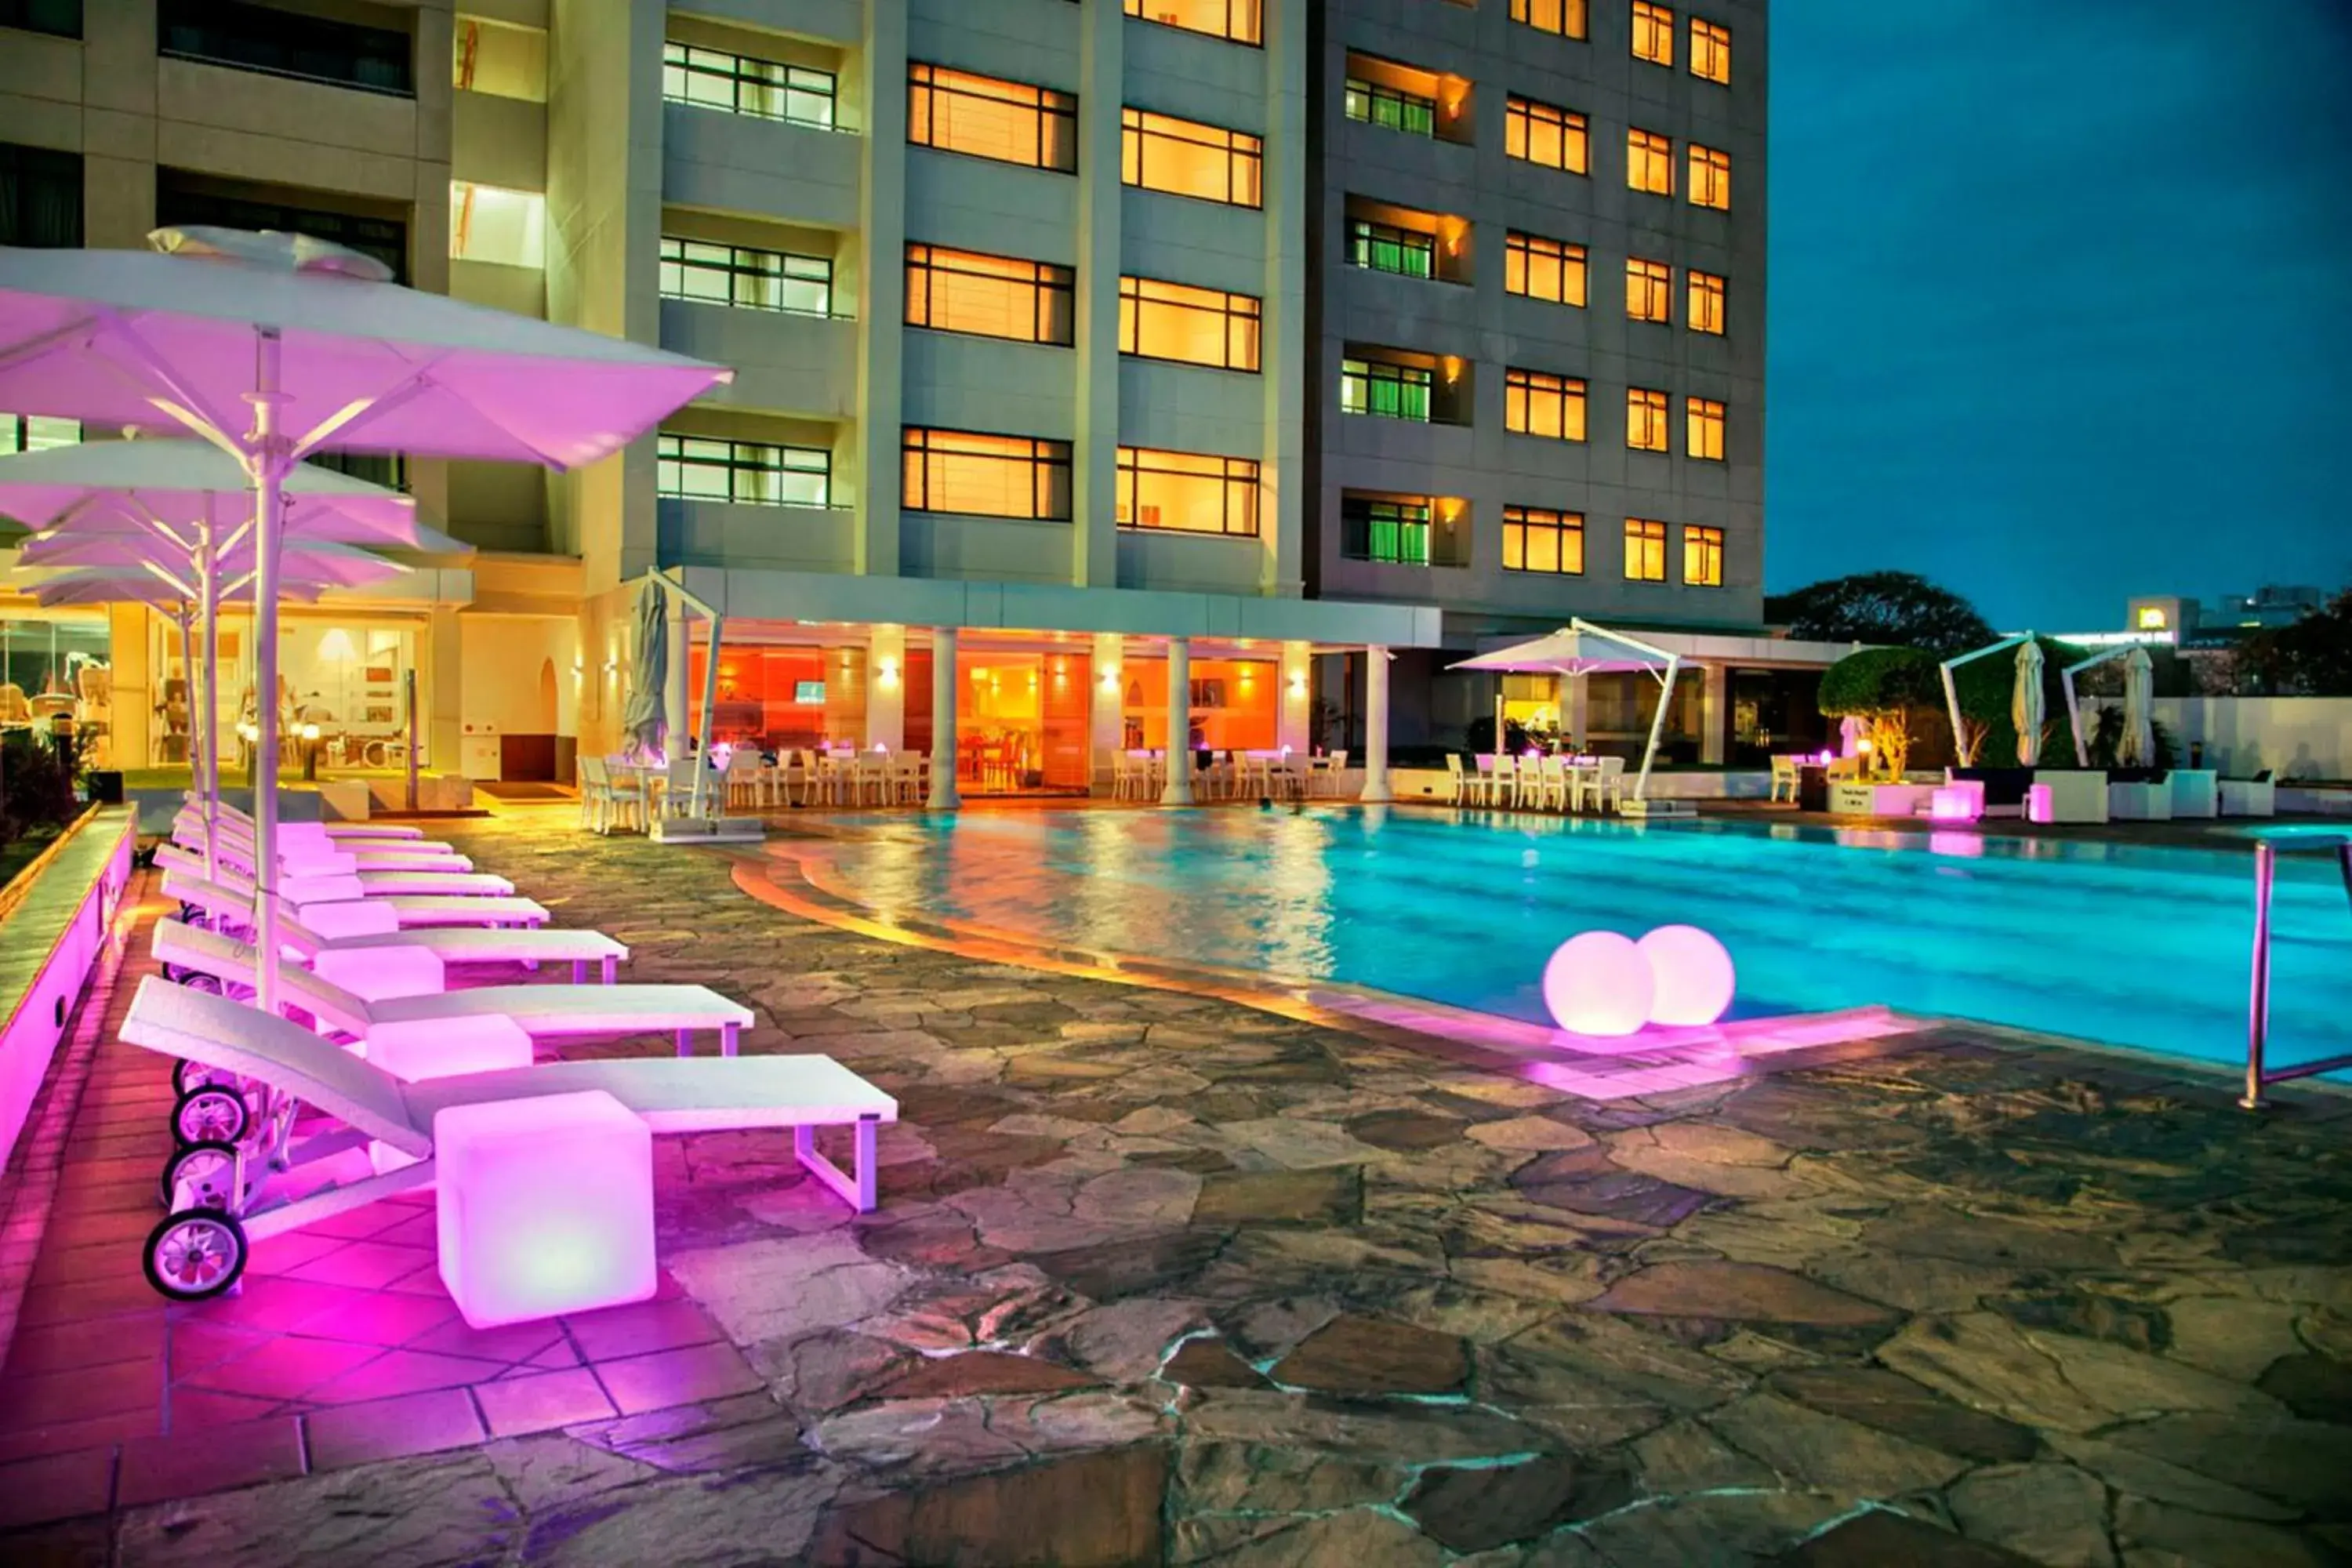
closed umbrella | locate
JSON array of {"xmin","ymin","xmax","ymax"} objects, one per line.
[
  {"xmin": 0, "ymin": 226, "xmax": 729, "ymax": 1014},
  {"xmin": 2013, "ymin": 641, "xmax": 2045, "ymax": 767},
  {"xmin": 2120, "ymin": 645, "xmax": 2156, "ymax": 767},
  {"xmin": 619, "ymin": 576, "xmax": 669, "ymax": 762}
]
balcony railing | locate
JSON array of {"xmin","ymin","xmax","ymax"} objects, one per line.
[{"xmin": 158, "ymin": 0, "xmax": 415, "ymax": 97}]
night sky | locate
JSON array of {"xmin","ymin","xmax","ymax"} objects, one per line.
[{"xmin": 1766, "ymin": 0, "xmax": 2352, "ymax": 632}]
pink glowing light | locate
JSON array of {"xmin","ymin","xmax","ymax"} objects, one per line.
[
  {"xmin": 1542, "ymin": 931, "xmax": 1654, "ymax": 1037},
  {"xmin": 437, "ymin": 1089, "xmax": 656, "ymax": 1329},
  {"xmin": 1635, "ymin": 925, "xmax": 1737, "ymax": 1027},
  {"xmin": 1929, "ymin": 786, "xmax": 1980, "ymax": 822},
  {"xmin": 1929, "ymin": 832, "xmax": 1986, "ymax": 858}
]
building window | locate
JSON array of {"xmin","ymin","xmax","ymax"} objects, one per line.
[
  {"xmin": 909, "ymin": 64, "xmax": 1076, "ymax": 172},
  {"xmin": 906, "ymin": 245, "xmax": 1073, "ymax": 344},
  {"xmin": 1686, "ymin": 270, "xmax": 1726, "ymax": 335},
  {"xmin": 0, "ymin": 413, "xmax": 80, "ymax": 454},
  {"xmin": 1508, "ymin": 0, "xmax": 1586, "ymax": 41},
  {"xmin": 1632, "ymin": 2, "xmax": 1675, "ymax": 67},
  {"xmin": 1627, "ymin": 388, "xmax": 1670, "ymax": 452},
  {"xmin": 1625, "ymin": 257, "xmax": 1671, "ymax": 324},
  {"xmin": 1348, "ymin": 219, "xmax": 1435, "ymax": 279},
  {"xmin": 1624, "ymin": 519, "xmax": 1668, "ymax": 583},
  {"xmin": 1683, "ymin": 524, "xmax": 1724, "ymax": 586},
  {"xmin": 1119, "ymin": 276, "xmax": 1261, "ymax": 371},
  {"xmin": 1690, "ymin": 17, "xmax": 1731, "ymax": 84},
  {"xmin": 1627, "ymin": 128, "xmax": 1673, "ymax": 195},
  {"xmin": 1123, "ymin": 0, "xmax": 1262, "ymax": 46},
  {"xmin": 664, "ymin": 237, "xmax": 832, "ymax": 316},
  {"xmin": 1116, "ymin": 448, "xmax": 1260, "ymax": 536},
  {"xmin": 0, "ymin": 2, "xmax": 82, "ymax": 41},
  {"xmin": 1341, "ymin": 497, "xmax": 1432, "ymax": 565},
  {"xmin": 158, "ymin": 0, "xmax": 412, "ymax": 96},
  {"xmin": 1341, "ymin": 358, "xmax": 1432, "ymax": 422},
  {"xmin": 1121, "ymin": 108, "xmax": 1261, "ymax": 207},
  {"xmin": 1505, "ymin": 96, "xmax": 1588, "ymax": 175},
  {"xmin": 1505, "ymin": 368, "xmax": 1587, "ymax": 442},
  {"xmin": 657, "ymin": 435, "xmax": 830, "ymax": 508},
  {"xmin": 1503, "ymin": 506, "xmax": 1584, "ymax": 575},
  {"xmin": 0, "ymin": 143, "xmax": 82, "ymax": 248},
  {"xmin": 1686, "ymin": 397, "xmax": 1726, "ymax": 461},
  {"xmin": 902, "ymin": 427, "xmax": 1073, "ymax": 520},
  {"xmin": 450, "ymin": 182, "xmax": 545, "ymax": 268},
  {"xmin": 1345, "ymin": 78, "xmax": 1435, "ymax": 137},
  {"xmin": 1689, "ymin": 143, "xmax": 1731, "ymax": 209},
  {"xmin": 1506, "ymin": 232, "xmax": 1586, "ymax": 307},
  {"xmin": 662, "ymin": 42, "xmax": 835, "ymax": 128}
]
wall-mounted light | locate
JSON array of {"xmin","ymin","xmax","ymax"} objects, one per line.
[
  {"xmin": 1288, "ymin": 670, "xmax": 1308, "ymax": 695},
  {"xmin": 1100, "ymin": 666, "xmax": 1120, "ymax": 692},
  {"xmin": 877, "ymin": 657, "xmax": 899, "ymax": 688},
  {"xmin": 1441, "ymin": 356, "xmax": 1463, "ymax": 384}
]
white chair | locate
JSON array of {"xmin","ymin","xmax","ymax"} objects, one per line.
[
  {"xmin": 1470, "ymin": 753, "xmax": 1498, "ymax": 808},
  {"xmin": 1580, "ymin": 757, "xmax": 1627, "ymax": 814},
  {"xmin": 1538, "ymin": 754, "xmax": 1570, "ymax": 811},
  {"xmin": 1443, "ymin": 753, "xmax": 1468, "ymax": 806},
  {"xmin": 1769, "ymin": 755, "xmax": 1800, "ymax": 804}
]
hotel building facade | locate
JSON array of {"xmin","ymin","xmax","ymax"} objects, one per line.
[{"xmin": 0, "ymin": 0, "xmax": 1769, "ymax": 793}]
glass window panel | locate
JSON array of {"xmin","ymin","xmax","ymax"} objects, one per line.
[
  {"xmin": 1123, "ymin": 0, "xmax": 1264, "ymax": 45},
  {"xmin": 1632, "ymin": 2, "xmax": 1675, "ymax": 66},
  {"xmin": 656, "ymin": 434, "xmax": 830, "ymax": 507},
  {"xmin": 1686, "ymin": 269, "xmax": 1727, "ymax": 334},
  {"xmin": 1121, "ymin": 109, "xmax": 1262, "ymax": 207},
  {"xmin": 909, "ymin": 64, "xmax": 1076, "ymax": 172},
  {"xmin": 1508, "ymin": 0, "xmax": 1588, "ymax": 40}
]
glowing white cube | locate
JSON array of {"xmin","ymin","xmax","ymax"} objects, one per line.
[
  {"xmin": 436, "ymin": 1090, "xmax": 655, "ymax": 1329},
  {"xmin": 315, "ymin": 943, "xmax": 446, "ymax": 1000}
]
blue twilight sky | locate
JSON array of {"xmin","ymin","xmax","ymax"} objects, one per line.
[{"xmin": 1765, "ymin": 0, "xmax": 2352, "ymax": 632}]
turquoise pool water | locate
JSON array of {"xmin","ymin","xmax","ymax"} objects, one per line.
[{"xmin": 808, "ymin": 808, "xmax": 2352, "ymax": 1072}]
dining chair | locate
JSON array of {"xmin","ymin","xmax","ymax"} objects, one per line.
[{"xmin": 1443, "ymin": 753, "xmax": 1467, "ymax": 806}]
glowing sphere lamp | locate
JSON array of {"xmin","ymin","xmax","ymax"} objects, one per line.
[
  {"xmin": 1542, "ymin": 931, "xmax": 1654, "ymax": 1036},
  {"xmin": 1635, "ymin": 924, "xmax": 1737, "ymax": 1026}
]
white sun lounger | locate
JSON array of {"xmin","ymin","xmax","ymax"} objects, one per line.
[
  {"xmin": 154, "ymin": 917, "xmax": 751, "ymax": 1056},
  {"xmin": 123, "ymin": 978, "xmax": 895, "ymax": 1298},
  {"xmin": 191, "ymin": 794, "xmax": 430, "ymax": 841},
  {"xmin": 173, "ymin": 814, "xmax": 470, "ymax": 871},
  {"xmin": 162, "ymin": 866, "xmax": 550, "ymax": 933},
  {"xmin": 155, "ymin": 840, "xmax": 515, "ymax": 898}
]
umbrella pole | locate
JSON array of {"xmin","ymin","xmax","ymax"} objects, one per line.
[
  {"xmin": 248, "ymin": 332, "xmax": 289, "ymax": 1017},
  {"xmin": 197, "ymin": 522, "xmax": 220, "ymax": 883}
]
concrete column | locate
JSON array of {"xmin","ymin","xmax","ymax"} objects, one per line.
[
  {"xmin": 426, "ymin": 608, "xmax": 463, "ymax": 775},
  {"xmin": 1360, "ymin": 644, "xmax": 1393, "ymax": 802},
  {"xmin": 1700, "ymin": 664, "xmax": 1730, "ymax": 765},
  {"xmin": 1070, "ymin": 0, "xmax": 1123, "ymax": 588},
  {"xmin": 663, "ymin": 592, "xmax": 688, "ymax": 759},
  {"xmin": 1565, "ymin": 673, "xmax": 1590, "ymax": 752},
  {"xmin": 866, "ymin": 624, "xmax": 906, "ymax": 752},
  {"xmin": 853, "ymin": 0, "xmax": 909, "ymax": 578},
  {"xmin": 927, "ymin": 628, "xmax": 960, "ymax": 809},
  {"xmin": 1160, "ymin": 638, "xmax": 1193, "ymax": 805},
  {"xmin": 1260, "ymin": 0, "xmax": 1308, "ymax": 597},
  {"xmin": 1277, "ymin": 640, "xmax": 1312, "ymax": 754},
  {"xmin": 1089, "ymin": 632, "xmax": 1123, "ymax": 793},
  {"xmin": 105, "ymin": 603, "xmax": 152, "ymax": 770}
]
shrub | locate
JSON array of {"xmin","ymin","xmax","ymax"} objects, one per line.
[
  {"xmin": 1817, "ymin": 647, "xmax": 1942, "ymax": 778},
  {"xmin": 0, "ymin": 729, "xmax": 85, "ymax": 852}
]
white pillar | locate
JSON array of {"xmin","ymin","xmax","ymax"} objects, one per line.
[
  {"xmin": 1360, "ymin": 644, "xmax": 1392, "ymax": 802},
  {"xmin": 1160, "ymin": 637, "xmax": 1193, "ymax": 805},
  {"xmin": 1089, "ymin": 632, "xmax": 1123, "ymax": 793},
  {"xmin": 663, "ymin": 592, "xmax": 688, "ymax": 760},
  {"xmin": 1699, "ymin": 663, "xmax": 1729, "ymax": 765},
  {"xmin": 1277, "ymin": 640, "xmax": 1312, "ymax": 754},
  {"xmin": 1565, "ymin": 673, "xmax": 1590, "ymax": 752},
  {"xmin": 927, "ymin": 628, "xmax": 960, "ymax": 810},
  {"xmin": 866, "ymin": 623, "xmax": 906, "ymax": 752}
]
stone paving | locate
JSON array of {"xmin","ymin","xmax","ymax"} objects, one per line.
[{"xmin": 4, "ymin": 808, "xmax": 2351, "ymax": 1566}]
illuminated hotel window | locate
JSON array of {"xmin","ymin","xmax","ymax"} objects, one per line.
[
  {"xmin": 1632, "ymin": 2, "xmax": 1675, "ymax": 66},
  {"xmin": 1506, "ymin": 95, "xmax": 1588, "ymax": 174},
  {"xmin": 0, "ymin": 413, "xmax": 82, "ymax": 454},
  {"xmin": 1341, "ymin": 496, "xmax": 1432, "ymax": 564},
  {"xmin": 1345, "ymin": 77, "xmax": 1436, "ymax": 137},
  {"xmin": 1689, "ymin": 143, "xmax": 1731, "ymax": 209},
  {"xmin": 1119, "ymin": 276, "xmax": 1261, "ymax": 371},
  {"xmin": 902, "ymin": 427, "xmax": 1073, "ymax": 519},
  {"xmin": 1627, "ymin": 387, "xmax": 1670, "ymax": 452},
  {"xmin": 1116, "ymin": 448, "xmax": 1261, "ymax": 536},
  {"xmin": 1121, "ymin": 108, "xmax": 1262, "ymax": 206},
  {"xmin": 1348, "ymin": 217, "xmax": 1434, "ymax": 278},
  {"xmin": 1508, "ymin": 0, "xmax": 1586, "ymax": 41},
  {"xmin": 1684, "ymin": 524, "xmax": 1725, "ymax": 586},
  {"xmin": 908, "ymin": 64, "xmax": 1076, "ymax": 172},
  {"xmin": 1506, "ymin": 232, "xmax": 1587, "ymax": 306},
  {"xmin": 1625, "ymin": 257, "xmax": 1671, "ymax": 323},
  {"xmin": 449, "ymin": 182, "xmax": 544, "ymax": 267},
  {"xmin": 1123, "ymin": 0, "xmax": 1263, "ymax": 46},
  {"xmin": 1628, "ymin": 128, "xmax": 1673, "ymax": 195},
  {"xmin": 1624, "ymin": 519, "xmax": 1668, "ymax": 582},
  {"xmin": 905, "ymin": 245, "xmax": 1073, "ymax": 344},
  {"xmin": 1505, "ymin": 368, "xmax": 1587, "ymax": 442},
  {"xmin": 1686, "ymin": 397, "xmax": 1726, "ymax": 460},
  {"xmin": 1341, "ymin": 358, "xmax": 1432, "ymax": 421},
  {"xmin": 657, "ymin": 435, "xmax": 830, "ymax": 507},
  {"xmin": 1503, "ymin": 506, "xmax": 1584, "ymax": 575},
  {"xmin": 1686, "ymin": 269, "xmax": 1726, "ymax": 334},
  {"xmin": 662, "ymin": 237, "xmax": 832, "ymax": 316},
  {"xmin": 662, "ymin": 43, "xmax": 834, "ymax": 129},
  {"xmin": 1690, "ymin": 17, "xmax": 1731, "ymax": 83}
]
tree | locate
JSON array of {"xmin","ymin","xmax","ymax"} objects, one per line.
[
  {"xmin": 1765, "ymin": 572, "xmax": 1996, "ymax": 657},
  {"xmin": 2241, "ymin": 589, "xmax": 2352, "ymax": 695},
  {"xmin": 1817, "ymin": 647, "xmax": 1943, "ymax": 779}
]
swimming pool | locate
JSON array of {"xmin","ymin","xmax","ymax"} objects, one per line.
[{"xmin": 800, "ymin": 808, "xmax": 2352, "ymax": 1073}]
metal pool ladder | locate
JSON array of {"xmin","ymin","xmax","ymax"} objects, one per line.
[{"xmin": 2242, "ymin": 833, "xmax": 2352, "ymax": 1109}]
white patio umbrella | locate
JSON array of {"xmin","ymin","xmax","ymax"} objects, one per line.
[
  {"xmin": 0, "ymin": 226, "xmax": 730, "ymax": 1013},
  {"xmin": 2013, "ymin": 640, "xmax": 2045, "ymax": 767},
  {"xmin": 1450, "ymin": 619, "xmax": 1685, "ymax": 800},
  {"xmin": 618, "ymin": 575, "xmax": 669, "ymax": 761},
  {"xmin": 2119, "ymin": 644, "xmax": 2156, "ymax": 767}
]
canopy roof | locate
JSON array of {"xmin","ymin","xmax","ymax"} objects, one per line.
[
  {"xmin": 0, "ymin": 438, "xmax": 424, "ymax": 543},
  {"xmin": 19, "ymin": 565, "xmax": 325, "ymax": 608},
  {"xmin": 1450, "ymin": 624, "xmax": 1675, "ymax": 677}
]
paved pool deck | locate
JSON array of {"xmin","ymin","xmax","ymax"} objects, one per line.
[{"xmin": 1, "ymin": 808, "xmax": 2348, "ymax": 1567}]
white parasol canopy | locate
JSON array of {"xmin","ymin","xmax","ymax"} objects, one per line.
[
  {"xmin": 1450, "ymin": 619, "xmax": 1683, "ymax": 800},
  {"xmin": 2013, "ymin": 640, "xmax": 2045, "ymax": 767},
  {"xmin": 2120, "ymin": 644, "xmax": 2156, "ymax": 767},
  {"xmin": 0, "ymin": 439, "xmax": 424, "ymax": 546}
]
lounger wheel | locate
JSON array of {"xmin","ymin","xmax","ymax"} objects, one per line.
[
  {"xmin": 159, "ymin": 1140, "xmax": 245, "ymax": 1211},
  {"xmin": 172, "ymin": 1058, "xmax": 240, "ymax": 1098},
  {"xmin": 142, "ymin": 1209, "xmax": 248, "ymax": 1301},
  {"xmin": 172, "ymin": 1084, "xmax": 249, "ymax": 1147}
]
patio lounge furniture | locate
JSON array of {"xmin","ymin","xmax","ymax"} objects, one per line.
[
  {"xmin": 1949, "ymin": 767, "xmax": 2034, "ymax": 818},
  {"xmin": 163, "ymin": 865, "xmax": 550, "ymax": 931},
  {"xmin": 2108, "ymin": 769, "xmax": 2173, "ymax": 822},
  {"xmin": 2220, "ymin": 769, "xmax": 2276, "ymax": 818},
  {"xmin": 2169, "ymin": 768, "xmax": 2219, "ymax": 819},
  {"xmin": 2029, "ymin": 770, "xmax": 2109, "ymax": 824},
  {"xmin": 1769, "ymin": 755, "xmax": 1799, "ymax": 804},
  {"xmin": 152, "ymin": 916, "xmax": 752, "ymax": 1056},
  {"xmin": 125, "ymin": 978, "xmax": 898, "ymax": 1304},
  {"xmin": 199, "ymin": 795, "xmax": 426, "ymax": 841},
  {"xmin": 173, "ymin": 813, "xmax": 470, "ymax": 872},
  {"xmin": 155, "ymin": 840, "xmax": 514, "ymax": 898},
  {"xmin": 1577, "ymin": 756, "xmax": 1628, "ymax": 815}
]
